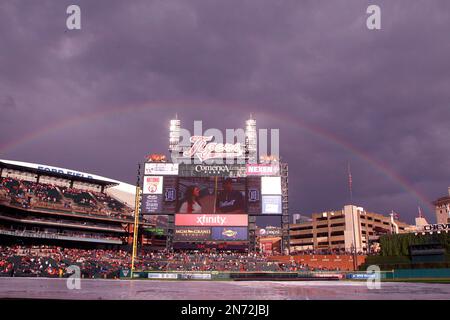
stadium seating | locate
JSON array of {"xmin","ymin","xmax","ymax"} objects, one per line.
[
  {"xmin": 0, "ymin": 246, "xmax": 328, "ymax": 278},
  {"xmin": 0, "ymin": 177, "xmax": 133, "ymax": 220},
  {"xmin": 61, "ymin": 187, "xmax": 96, "ymax": 207},
  {"xmin": 92, "ymin": 192, "xmax": 126, "ymax": 212}
]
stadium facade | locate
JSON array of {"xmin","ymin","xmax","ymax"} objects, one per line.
[
  {"xmin": 138, "ymin": 116, "xmax": 289, "ymax": 253},
  {"xmin": 0, "ymin": 159, "xmax": 135, "ymax": 248}
]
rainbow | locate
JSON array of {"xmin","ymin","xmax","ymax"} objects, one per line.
[{"xmin": 0, "ymin": 99, "xmax": 433, "ymax": 213}]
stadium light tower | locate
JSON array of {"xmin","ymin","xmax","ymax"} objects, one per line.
[
  {"xmin": 245, "ymin": 115, "xmax": 257, "ymax": 164},
  {"xmin": 169, "ymin": 115, "xmax": 181, "ymax": 156}
]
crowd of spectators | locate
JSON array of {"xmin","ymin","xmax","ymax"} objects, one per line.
[
  {"xmin": 0, "ymin": 226, "xmax": 122, "ymax": 242},
  {"xmin": 61, "ymin": 187, "xmax": 97, "ymax": 207},
  {"xmin": 0, "ymin": 177, "xmax": 133, "ymax": 220},
  {"xmin": 0, "ymin": 178, "xmax": 61, "ymax": 203},
  {"xmin": 0, "ymin": 245, "xmax": 130, "ymax": 278},
  {"xmin": 135, "ymin": 250, "xmax": 290, "ymax": 272},
  {"xmin": 0, "ymin": 245, "xmax": 333, "ymax": 278},
  {"xmin": 92, "ymin": 192, "xmax": 126, "ymax": 212}
]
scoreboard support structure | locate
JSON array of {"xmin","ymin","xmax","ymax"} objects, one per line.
[{"xmin": 281, "ymin": 162, "xmax": 290, "ymax": 254}]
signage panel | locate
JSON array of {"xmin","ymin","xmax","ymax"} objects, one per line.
[
  {"xmin": 178, "ymin": 164, "xmax": 246, "ymax": 177},
  {"xmin": 174, "ymin": 227, "xmax": 212, "ymax": 241},
  {"xmin": 261, "ymin": 176, "xmax": 282, "ymax": 195},
  {"xmin": 182, "ymin": 136, "xmax": 244, "ymax": 162},
  {"xmin": 423, "ymin": 223, "xmax": 450, "ymax": 231},
  {"xmin": 262, "ymin": 195, "xmax": 282, "ymax": 214},
  {"xmin": 175, "ymin": 214, "xmax": 248, "ymax": 227},
  {"xmin": 142, "ymin": 194, "xmax": 163, "ymax": 214},
  {"xmin": 247, "ymin": 177, "xmax": 261, "ymax": 214},
  {"xmin": 145, "ymin": 163, "xmax": 179, "ymax": 175},
  {"xmin": 246, "ymin": 164, "xmax": 280, "ymax": 176},
  {"xmin": 211, "ymin": 227, "xmax": 248, "ymax": 241},
  {"xmin": 143, "ymin": 176, "xmax": 163, "ymax": 194}
]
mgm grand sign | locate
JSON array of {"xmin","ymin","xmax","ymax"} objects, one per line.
[{"xmin": 423, "ymin": 223, "xmax": 450, "ymax": 232}]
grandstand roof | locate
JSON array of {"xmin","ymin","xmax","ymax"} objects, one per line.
[{"xmin": 0, "ymin": 159, "xmax": 119, "ymax": 187}]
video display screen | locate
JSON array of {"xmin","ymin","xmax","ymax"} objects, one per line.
[
  {"xmin": 261, "ymin": 176, "xmax": 282, "ymax": 195},
  {"xmin": 177, "ymin": 177, "xmax": 246, "ymax": 214},
  {"xmin": 262, "ymin": 195, "xmax": 282, "ymax": 214},
  {"xmin": 140, "ymin": 164, "xmax": 284, "ymax": 233}
]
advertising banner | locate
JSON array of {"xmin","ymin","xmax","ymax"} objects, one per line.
[
  {"xmin": 175, "ymin": 214, "xmax": 248, "ymax": 227},
  {"xmin": 162, "ymin": 176, "xmax": 178, "ymax": 213},
  {"xmin": 144, "ymin": 163, "xmax": 179, "ymax": 175},
  {"xmin": 143, "ymin": 227, "xmax": 165, "ymax": 236},
  {"xmin": 142, "ymin": 215, "xmax": 169, "ymax": 229},
  {"xmin": 143, "ymin": 176, "xmax": 163, "ymax": 194},
  {"xmin": 262, "ymin": 195, "xmax": 282, "ymax": 214},
  {"xmin": 178, "ymin": 164, "xmax": 246, "ymax": 177},
  {"xmin": 211, "ymin": 227, "xmax": 248, "ymax": 241},
  {"xmin": 261, "ymin": 176, "xmax": 282, "ymax": 195},
  {"xmin": 246, "ymin": 164, "xmax": 280, "ymax": 176},
  {"xmin": 173, "ymin": 227, "xmax": 212, "ymax": 241},
  {"xmin": 181, "ymin": 135, "xmax": 245, "ymax": 162},
  {"xmin": 179, "ymin": 273, "xmax": 212, "ymax": 280},
  {"xmin": 247, "ymin": 177, "xmax": 261, "ymax": 214},
  {"xmin": 142, "ymin": 194, "xmax": 163, "ymax": 214},
  {"xmin": 147, "ymin": 273, "xmax": 178, "ymax": 279}
]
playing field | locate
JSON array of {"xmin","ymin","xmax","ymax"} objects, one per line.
[{"xmin": 0, "ymin": 278, "xmax": 449, "ymax": 300}]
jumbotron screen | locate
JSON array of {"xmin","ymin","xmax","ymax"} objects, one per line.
[{"xmin": 141, "ymin": 163, "xmax": 282, "ymax": 242}]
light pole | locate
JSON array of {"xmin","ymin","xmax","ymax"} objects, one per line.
[{"xmin": 130, "ymin": 163, "xmax": 141, "ymax": 279}]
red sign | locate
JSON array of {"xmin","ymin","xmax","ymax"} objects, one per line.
[
  {"xmin": 175, "ymin": 214, "xmax": 248, "ymax": 227},
  {"xmin": 246, "ymin": 164, "xmax": 279, "ymax": 176}
]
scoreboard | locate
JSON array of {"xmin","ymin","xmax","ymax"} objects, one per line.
[{"xmin": 140, "ymin": 162, "xmax": 282, "ymax": 247}]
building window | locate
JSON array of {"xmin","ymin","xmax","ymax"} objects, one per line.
[
  {"xmin": 292, "ymin": 234, "xmax": 313, "ymax": 239},
  {"xmin": 331, "ymin": 223, "xmax": 345, "ymax": 227}
]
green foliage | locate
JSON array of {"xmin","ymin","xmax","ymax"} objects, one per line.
[{"xmin": 380, "ymin": 233, "xmax": 450, "ymax": 256}]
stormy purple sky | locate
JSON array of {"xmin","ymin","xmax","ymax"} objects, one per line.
[{"xmin": 1, "ymin": 0, "xmax": 449, "ymax": 224}]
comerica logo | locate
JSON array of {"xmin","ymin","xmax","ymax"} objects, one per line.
[{"xmin": 195, "ymin": 165, "xmax": 230, "ymax": 173}]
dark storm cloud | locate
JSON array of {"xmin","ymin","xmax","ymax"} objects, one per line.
[{"xmin": 1, "ymin": 0, "xmax": 449, "ymax": 224}]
